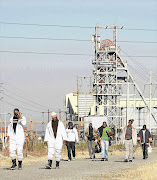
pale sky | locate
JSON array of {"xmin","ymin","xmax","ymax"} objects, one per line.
[{"xmin": 0, "ymin": 0, "xmax": 157, "ymax": 131}]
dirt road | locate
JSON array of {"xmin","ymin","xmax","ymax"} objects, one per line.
[{"xmin": 0, "ymin": 151, "xmax": 157, "ymax": 180}]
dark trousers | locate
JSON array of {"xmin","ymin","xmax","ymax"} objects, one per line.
[
  {"xmin": 142, "ymin": 143, "xmax": 148, "ymax": 159},
  {"xmin": 67, "ymin": 141, "xmax": 75, "ymax": 160}
]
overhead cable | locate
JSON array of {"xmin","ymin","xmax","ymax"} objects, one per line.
[
  {"xmin": 1, "ymin": 21, "xmax": 157, "ymax": 31},
  {"xmin": 3, "ymin": 92, "xmax": 47, "ymax": 111},
  {"xmin": 2, "ymin": 86, "xmax": 51, "ymax": 110},
  {"xmin": 121, "ymin": 49, "xmax": 157, "ymax": 80},
  {"xmin": 2, "ymin": 99, "xmax": 41, "ymax": 113},
  {"xmin": 1, "ymin": 50, "xmax": 157, "ymax": 58},
  {"xmin": 0, "ymin": 36, "xmax": 157, "ymax": 44},
  {"xmin": 127, "ymin": 64, "xmax": 149, "ymax": 81}
]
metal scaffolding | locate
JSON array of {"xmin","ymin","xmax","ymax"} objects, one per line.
[{"xmin": 92, "ymin": 24, "xmax": 156, "ymax": 128}]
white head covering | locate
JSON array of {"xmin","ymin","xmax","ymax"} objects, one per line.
[{"xmin": 51, "ymin": 112, "xmax": 57, "ymax": 117}]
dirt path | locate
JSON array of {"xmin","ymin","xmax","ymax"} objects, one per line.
[{"xmin": 0, "ymin": 151, "xmax": 157, "ymax": 180}]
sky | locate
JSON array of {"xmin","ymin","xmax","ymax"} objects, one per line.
[{"xmin": 0, "ymin": 0, "xmax": 157, "ymax": 131}]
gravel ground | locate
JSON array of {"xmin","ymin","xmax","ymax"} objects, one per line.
[{"xmin": 0, "ymin": 151, "xmax": 157, "ymax": 180}]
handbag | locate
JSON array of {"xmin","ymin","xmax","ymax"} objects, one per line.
[
  {"xmin": 148, "ymin": 145, "xmax": 152, "ymax": 153},
  {"xmin": 95, "ymin": 142, "xmax": 101, "ymax": 153}
]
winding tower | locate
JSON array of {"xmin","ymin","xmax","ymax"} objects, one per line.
[{"xmin": 92, "ymin": 25, "xmax": 156, "ymax": 127}]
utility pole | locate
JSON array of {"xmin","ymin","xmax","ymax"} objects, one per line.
[
  {"xmin": 0, "ymin": 83, "xmax": 4, "ymax": 116},
  {"xmin": 126, "ymin": 66, "xmax": 130, "ymax": 126},
  {"xmin": 42, "ymin": 112, "xmax": 44, "ymax": 135},
  {"xmin": 4, "ymin": 112, "xmax": 6, "ymax": 144},
  {"xmin": 41, "ymin": 110, "xmax": 51, "ymax": 123},
  {"xmin": 144, "ymin": 80, "xmax": 157, "ymax": 129},
  {"xmin": 133, "ymin": 85, "xmax": 136, "ymax": 126},
  {"xmin": 59, "ymin": 109, "xmax": 61, "ymax": 121},
  {"xmin": 48, "ymin": 109, "xmax": 49, "ymax": 122},
  {"xmin": 30, "ymin": 115, "xmax": 33, "ymax": 137},
  {"xmin": 95, "ymin": 24, "xmax": 98, "ymax": 115},
  {"xmin": 77, "ymin": 76, "xmax": 79, "ymax": 121},
  {"xmin": 149, "ymin": 71, "xmax": 152, "ymax": 133}
]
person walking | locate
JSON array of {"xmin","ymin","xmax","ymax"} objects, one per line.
[
  {"xmin": 85, "ymin": 123, "xmax": 97, "ymax": 159},
  {"xmin": 66, "ymin": 122, "xmax": 79, "ymax": 161},
  {"xmin": 7, "ymin": 108, "xmax": 26, "ymax": 170},
  {"xmin": 138, "ymin": 125, "xmax": 151, "ymax": 159},
  {"xmin": 122, "ymin": 119, "xmax": 137, "ymax": 162},
  {"xmin": 131, "ymin": 119, "xmax": 136, "ymax": 159},
  {"xmin": 44, "ymin": 112, "xmax": 67, "ymax": 169},
  {"xmin": 98, "ymin": 121, "xmax": 114, "ymax": 161}
]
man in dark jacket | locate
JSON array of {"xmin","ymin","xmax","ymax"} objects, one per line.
[
  {"xmin": 138, "ymin": 125, "xmax": 151, "ymax": 159},
  {"xmin": 85, "ymin": 123, "xmax": 97, "ymax": 159}
]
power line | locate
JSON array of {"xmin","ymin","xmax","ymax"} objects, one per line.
[
  {"xmin": 0, "ymin": 50, "xmax": 93, "ymax": 56},
  {"xmin": 152, "ymin": 85, "xmax": 157, "ymax": 98},
  {"xmin": 0, "ymin": 21, "xmax": 94, "ymax": 29},
  {"xmin": 139, "ymin": 83, "xmax": 148, "ymax": 109},
  {"xmin": 122, "ymin": 55, "xmax": 157, "ymax": 58},
  {"xmin": 1, "ymin": 36, "xmax": 157, "ymax": 44},
  {"xmin": 121, "ymin": 49, "xmax": 157, "ymax": 80},
  {"xmin": 2, "ymin": 99, "xmax": 41, "ymax": 113},
  {"xmin": 1, "ymin": 21, "xmax": 157, "ymax": 31},
  {"xmin": 123, "ymin": 28, "xmax": 157, "ymax": 32},
  {"xmin": 127, "ymin": 64, "xmax": 149, "ymax": 81},
  {"xmin": 0, "ymin": 50, "xmax": 157, "ymax": 58},
  {"xmin": 118, "ymin": 40, "xmax": 157, "ymax": 44},
  {"xmin": 1, "ymin": 86, "xmax": 51, "ymax": 110},
  {"xmin": 0, "ymin": 36, "xmax": 91, "ymax": 42},
  {"xmin": 3, "ymin": 92, "xmax": 47, "ymax": 111},
  {"xmin": 2, "ymin": 80, "xmax": 28, "ymax": 95}
]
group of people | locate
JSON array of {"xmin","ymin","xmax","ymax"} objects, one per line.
[
  {"xmin": 122, "ymin": 119, "xmax": 151, "ymax": 162},
  {"xmin": 7, "ymin": 108, "xmax": 152, "ymax": 170},
  {"xmin": 86, "ymin": 119, "xmax": 152, "ymax": 163},
  {"xmin": 85, "ymin": 121, "xmax": 114, "ymax": 161},
  {"xmin": 7, "ymin": 109, "xmax": 79, "ymax": 170}
]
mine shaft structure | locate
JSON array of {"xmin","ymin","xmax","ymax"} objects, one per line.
[{"xmin": 92, "ymin": 24, "xmax": 156, "ymax": 127}]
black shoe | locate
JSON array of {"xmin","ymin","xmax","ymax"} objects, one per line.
[
  {"xmin": 45, "ymin": 160, "xmax": 52, "ymax": 169},
  {"xmin": 93, "ymin": 155, "xmax": 95, "ymax": 159},
  {"xmin": 129, "ymin": 160, "xmax": 132, "ymax": 162},
  {"xmin": 143, "ymin": 157, "xmax": 145, "ymax": 159},
  {"xmin": 18, "ymin": 161, "xmax": 22, "ymax": 170},
  {"xmin": 101, "ymin": 158, "xmax": 104, "ymax": 161},
  {"xmin": 56, "ymin": 161, "xmax": 59, "ymax": 169},
  {"xmin": 124, "ymin": 159, "xmax": 128, "ymax": 162},
  {"xmin": 10, "ymin": 159, "xmax": 17, "ymax": 170},
  {"xmin": 105, "ymin": 158, "xmax": 108, "ymax": 161},
  {"xmin": 133, "ymin": 157, "xmax": 135, "ymax": 159}
]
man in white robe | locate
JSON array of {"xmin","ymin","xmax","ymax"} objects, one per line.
[
  {"xmin": 44, "ymin": 112, "xmax": 67, "ymax": 169},
  {"xmin": 7, "ymin": 108, "xmax": 26, "ymax": 170}
]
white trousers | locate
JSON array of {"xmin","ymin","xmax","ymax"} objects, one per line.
[
  {"xmin": 125, "ymin": 139, "xmax": 133, "ymax": 160},
  {"xmin": 9, "ymin": 142, "xmax": 24, "ymax": 161},
  {"xmin": 48, "ymin": 147, "xmax": 62, "ymax": 161},
  {"xmin": 101, "ymin": 140, "xmax": 109, "ymax": 159}
]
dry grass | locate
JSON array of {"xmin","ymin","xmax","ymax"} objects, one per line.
[
  {"xmin": 0, "ymin": 148, "xmax": 141, "ymax": 169},
  {"xmin": 0, "ymin": 143, "xmax": 153, "ymax": 169},
  {"xmin": 93, "ymin": 161, "xmax": 157, "ymax": 180},
  {"xmin": 0, "ymin": 150, "xmax": 92, "ymax": 168},
  {"xmin": 0, "ymin": 156, "xmax": 47, "ymax": 168}
]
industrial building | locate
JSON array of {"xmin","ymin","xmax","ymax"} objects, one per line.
[{"xmin": 65, "ymin": 24, "xmax": 157, "ymax": 136}]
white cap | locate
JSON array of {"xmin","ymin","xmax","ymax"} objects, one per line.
[{"xmin": 51, "ymin": 112, "xmax": 57, "ymax": 117}]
